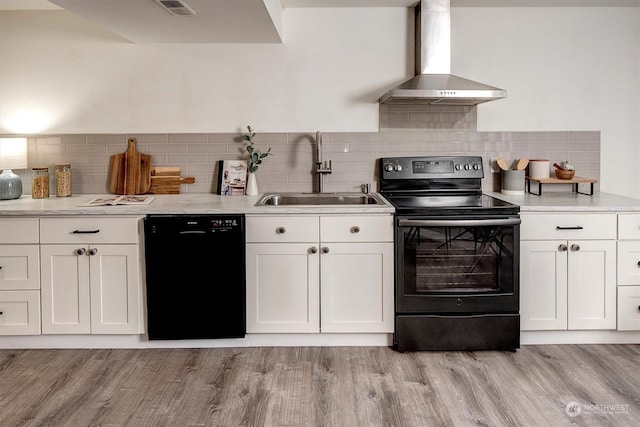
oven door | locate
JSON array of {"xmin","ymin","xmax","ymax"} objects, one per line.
[{"xmin": 396, "ymin": 216, "xmax": 520, "ymax": 314}]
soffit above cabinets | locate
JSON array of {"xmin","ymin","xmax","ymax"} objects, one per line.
[{"xmin": 46, "ymin": 0, "xmax": 285, "ymax": 43}]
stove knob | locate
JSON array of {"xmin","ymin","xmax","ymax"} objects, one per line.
[
  {"xmin": 394, "ymin": 165, "xmax": 403, "ymax": 172},
  {"xmin": 473, "ymin": 163, "xmax": 481, "ymax": 170},
  {"xmin": 455, "ymin": 163, "xmax": 462, "ymax": 171},
  {"xmin": 384, "ymin": 164, "xmax": 394, "ymax": 172},
  {"xmin": 464, "ymin": 163, "xmax": 471, "ymax": 170}
]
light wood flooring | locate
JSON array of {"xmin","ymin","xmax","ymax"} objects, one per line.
[{"xmin": 0, "ymin": 345, "xmax": 639, "ymax": 426}]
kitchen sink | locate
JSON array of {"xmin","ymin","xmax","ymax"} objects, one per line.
[{"xmin": 256, "ymin": 192, "xmax": 384, "ymax": 206}]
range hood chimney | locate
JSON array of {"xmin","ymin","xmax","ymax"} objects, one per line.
[{"xmin": 379, "ymin": 0, "xmax": 506, "ymax": 105}]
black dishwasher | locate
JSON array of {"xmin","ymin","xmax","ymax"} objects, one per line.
[{"xmin": 144, "ymin": 214, "xmax": 245, "ymax": 340}]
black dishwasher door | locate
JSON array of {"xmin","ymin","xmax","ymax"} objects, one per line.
[{"xmin": 144, "ymin": 215, "xmax": 245, "ymax": 340}]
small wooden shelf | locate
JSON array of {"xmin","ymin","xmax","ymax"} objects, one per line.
[{"xmin": 526, "ymin": 176, "xmax": 598, "ymax": 196}]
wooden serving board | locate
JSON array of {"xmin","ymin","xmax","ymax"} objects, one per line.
[
  {"xmin": 109, "ymin": 137, "xmax": 152, "ymax": 195},
  {"xmin": 148, "ymin": 167, "xmax": 195, "ymax": 194}
]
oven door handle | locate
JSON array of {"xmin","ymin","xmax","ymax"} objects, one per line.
[{"xmin": 398, "ymin": 218, "xmax": 521, "ymax": 227}]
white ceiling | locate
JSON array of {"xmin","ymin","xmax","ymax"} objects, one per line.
[{"xmin": 1, "ymin": 0, "xmax": 639, "ymax": 43}]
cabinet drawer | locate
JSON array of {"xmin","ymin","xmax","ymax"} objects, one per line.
[
  {"xmin": 618, "ymin": 214, "xmax": 640, "ymax": 240},
  {"xmin": 618, "ymin": 241, "xmax": 640, "ymax": 286},
  {"xmin": 0, "ymin": 218, "xmax": 39, "ymax": 244},
  {"xmin": 320, "ymin": 215, "xmax": 393, "ymax": 242},
  {"xmin": 617, "ymin": 286, "xmax": 640, "ymax": 331},
  {"xmin": 0, "ymin": 291, "xmax": 41, "ymax": 335},
  {"xmin": 0, "ymin": 245, "xmax": 40, "ymax": 290},
  {"xmin": 520, "ymin": 213, "xmax": 616, "ymax": 240},
  {"xmin": 40, "ymin": 217, "xmax": 140, "ymax": 244},
  {"xmin": 246, "ymin": 216, "xmax": 319, "ymax": 243}
]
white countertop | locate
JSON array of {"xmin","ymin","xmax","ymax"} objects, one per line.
[
  {"xmin": 0, "ymin": 193, "xmax": 395, "ymax": 216},
  {"xmin": 488, "ymin": 191, "xmax": 640, "ymax": 212},
  {"xmin": 1, "ymin": 191, "xmax": 638, "ymax": 216}
]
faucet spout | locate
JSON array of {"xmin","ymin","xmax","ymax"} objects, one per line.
[{"xmin": 315, "ymin": 131, "xmax": 332, "ymax": 193}]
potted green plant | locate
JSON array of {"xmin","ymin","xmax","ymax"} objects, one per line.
[{"xmin": 241, "ymin": 125, "xmax": 272, "ymax": 195}]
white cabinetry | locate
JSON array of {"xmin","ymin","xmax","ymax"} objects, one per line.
[
  {"xmin": 40, "ymin": 217, "xmax": 143, "ymax": 334},
  {"xmin": 246, "ymin": 214, "xmax": 394, "ymax": 334},
  {"xmin": 0, "ymin": 218, "xmax": 41, "ymax": 335},
  {"xmin": 617, "ymin": 214, "xmax": 640, "ymax": 330},
  {"xmin": 520, "ymin": 213, "xmax": 616, "ymax": 331}
]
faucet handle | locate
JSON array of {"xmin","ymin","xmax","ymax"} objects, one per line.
[{"xmin": 361, "ymin": 183, "xmax": 370, "ymax": 194}]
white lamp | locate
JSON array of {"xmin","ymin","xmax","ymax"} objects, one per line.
[{"xmin": 0, "ymin": 138, "xmax": 28, "ymax": 200}]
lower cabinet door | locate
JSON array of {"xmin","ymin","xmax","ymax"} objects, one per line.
[
  {"xmin": 320, "ymin": 242, "xmax": 394, "ymax": 333},
  {"xmin": 567, "ymin": 240, "xmax": 616, "ymax": 330},
  {"xmin": 246, "ymin": 243, "xmax": 320, "ymax": 333},
  {"xmin": 520, "ymin": 240, "xmax": 568, "ymax": 330},
  {"xmin": 41, "ymin": 245, "xmax": 91, "ymax": 334},
  {"xmin": 0, "ymin": 291, "xmax": 41, "ymax": 335},
  {"xmin": 89, "ymin": 244, "xmax": 141, "ymax": 334}
]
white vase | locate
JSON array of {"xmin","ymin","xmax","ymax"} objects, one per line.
[{"xmin": 246, "ymin": 172, "xmax": 258, "ymax": 196}]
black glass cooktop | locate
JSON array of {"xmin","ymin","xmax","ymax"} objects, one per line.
[{"xmin": 382, "ymin": 193, "xmax": 519, "ymax": 216}]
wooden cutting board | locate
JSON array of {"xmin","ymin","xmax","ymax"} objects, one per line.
[
  {"xmin": 109, "ymin": 137, "xmax": 152, "ymax": 195},
  {"xmin": 148, "ymin": 167, "xmax": 195, "ymax": 194}
]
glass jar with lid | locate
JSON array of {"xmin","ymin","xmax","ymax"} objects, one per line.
[
  {"xmin": 32, "ymin": 167, "xmax": 50, "ymax": 199},
  {"xmin": 55, "ymin": 163, "xmax": 72, "ymax": 197}
]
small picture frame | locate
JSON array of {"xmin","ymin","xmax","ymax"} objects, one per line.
[{"xmin": 217, "ymin": 160, "xmax": 247, "ymax": 196}]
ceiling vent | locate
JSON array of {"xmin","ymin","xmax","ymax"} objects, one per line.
[{"xmin": 154, "ymin": 0, "xmax": 197, "ymax": 16}]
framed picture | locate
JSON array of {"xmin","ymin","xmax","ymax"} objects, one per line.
[{"xmin": 217, "ymin": 160, "xmax": 247, "ymax": 195}]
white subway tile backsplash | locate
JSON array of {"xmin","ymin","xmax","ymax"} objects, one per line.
[{"xmin": 13, "ymin": 108, "xmax": 600, "ymax": 195}]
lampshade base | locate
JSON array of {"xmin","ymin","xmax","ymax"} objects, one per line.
[{"xmin": 0, "ymin": 169, "xmax": 23, "ymax": 200}]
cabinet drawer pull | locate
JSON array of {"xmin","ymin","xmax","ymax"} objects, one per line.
[
  {"xmin": 558, "ymin": 244, "xmax": 568, "ymax": 252},
  {"xmin": 88, "ymin": 248, "xmax": 98, "ymax": 256},
  {"xmin": 73, "ymin": 229, "xmax": 100, "ymax": 234},
  {"xmin": 309, "ymin": 247, "xmax": 318, "ymax": 254},
  {"xmin": 555, "ymin": 226, "xmax": 584, "ymax": 230},
  {"xmin": 276, "ymin": 227, "xmax": 286, "ymax": 234},
  {"xmin": 321, "ymin": 247, "xmax": 330, "ymax": 254},
  {"xmin": 637, "ymin": 261, "xmax": 640, "ymax": 268},
  {"xmin": 75, "ymin": 248, "xmax": 86, "ymax": 256},
  {"xmin": 0, "ymin": 311, "xmax": 3, "ymax": 315},
  {"xmin": 570, "ymin": 244, "xmax": 581, "ymax": 252},
  {"xmin": 351, "ymin": 226, "xmax": 361, "ymax": 233}
]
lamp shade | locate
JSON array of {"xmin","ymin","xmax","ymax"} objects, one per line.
[{"xmin": 0, "ymin": 138, "xmax": 28, "ymax": 170}]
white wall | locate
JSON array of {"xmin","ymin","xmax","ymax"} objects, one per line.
[
  {"xmin": 1, "ymin": 6, "xmax": 639, "ymax": 198},
  {"xmin": 0, "ymin": 8, "xmax": 410, "ymax": 134},
  {"xmin": 452, "ymin": 7, "xmax": 640, "ymax": 197}
]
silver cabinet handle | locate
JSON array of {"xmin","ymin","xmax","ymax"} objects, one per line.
[
  {"xmin": 72, "ymin": 229, "xmax": 100, "ymax": 234},
  {"xmin": 276, "ymin": 227, "xmax": 286, "ymax": 234},
  {"xmin": 321, "ymin": 247, "xmax": 330, "ymax": 254},
  {"xmin": 88, "ymin": 248, "xmax": 98, "ymax": 256},
  {"xmin": 556, "ymin": 226, "xmax": 584, "ymax": 230},
  {"xmin": 75, "ymin": 248, "xmax": 86, "ymax": 256},
  {"xmin": 570, "ymin": 244, "xmax": 580, "ymax": 252},
  {"xmin": 309, "ymin": 247, "xmax": 318, "ymax": 254},
  {"xmin": 558, "ymin": 244, "xmax": 568, "ymax": 252},
  {"xmin": 351, "ymin": 226, "xmax": 360, "ymax": 233}
]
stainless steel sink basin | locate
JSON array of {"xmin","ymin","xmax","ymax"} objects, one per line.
[{"xmin": 256, "ymin": 193, "xmax": 383, "ymax": 206}]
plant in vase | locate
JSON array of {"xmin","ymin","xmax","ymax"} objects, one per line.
[{"xmin": 241, "ymin": 125, "xmax": 272, "ymax": 195}]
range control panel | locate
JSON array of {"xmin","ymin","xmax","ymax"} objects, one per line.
[{"xmin": 380, "ymin": 156, "xmax": 484, "ymax": 180}]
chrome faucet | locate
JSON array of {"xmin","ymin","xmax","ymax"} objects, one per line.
[{"xmin": 315, "ymin": 131, "xmax": 332, "ymax": 193}]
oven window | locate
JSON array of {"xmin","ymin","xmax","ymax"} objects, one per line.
[{"xmin": 401, "ymin": 224, "xmax": 516, "ymax": 293}]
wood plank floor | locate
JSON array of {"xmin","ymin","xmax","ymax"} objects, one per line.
[{"xmin": 0, "ymin": 345, "xmax": 638, "ymax": 426}]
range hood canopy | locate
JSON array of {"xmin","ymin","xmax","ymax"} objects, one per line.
[{"xmin": 380, "ymin": 0, "xmax": 506, "ymax": 105}]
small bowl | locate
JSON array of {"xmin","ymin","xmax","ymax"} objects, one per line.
[{"xmin": 555, "ymin": 169, "xmax": 575, "ymax": 180}]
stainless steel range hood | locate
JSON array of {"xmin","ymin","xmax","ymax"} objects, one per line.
[{"xmin": 380, "ymin": 0, "xmax": 506, "ymax": 106}]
